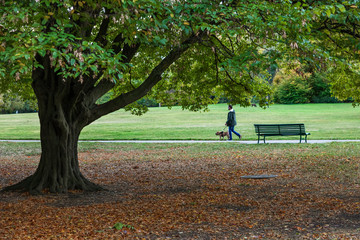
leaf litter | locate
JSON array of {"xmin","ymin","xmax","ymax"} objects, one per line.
[{"xmin": 1, "ymin": 143, "xmax": 360, "ymax": 239}]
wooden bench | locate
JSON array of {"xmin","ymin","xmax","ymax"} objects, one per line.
[{"xmin": 254, "ymin": 124, "xmax": 310, "ymax": 143}]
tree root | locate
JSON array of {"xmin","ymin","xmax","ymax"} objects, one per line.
[{"xmin": 1, "ymin": 174, "xmax": 104, "ymax": 195}]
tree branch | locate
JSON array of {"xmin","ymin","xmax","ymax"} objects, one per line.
[
  {"xmin": 210, "ymin": 34, "xmax": 235, "ymax": 58},
  {"xmin": 71, "ymin": 4, "xmax": 100, "ymax": 39},
  {"xmin": 121, "ymin": 43, "xmax": 141, "ymax": 64},
  {"xmin": 87, "ymin": 32, "xmax": 205, "ymax": 124},
  {"xmin": 112, "ymin": 34, "xmax": 125, "ymax": 54},
  {"xmin": 94, "ymin": 9, "xmax": 111, "ymax": 47}
]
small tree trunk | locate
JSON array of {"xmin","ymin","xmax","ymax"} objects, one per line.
[{"xmin": 3, "ymin": 91, "xmax": 102, "ymax": 194}]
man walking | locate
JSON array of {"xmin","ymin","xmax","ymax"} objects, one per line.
[{"xmin": 225, "ymin": 105, "xmax": 242, "ymax": 140}]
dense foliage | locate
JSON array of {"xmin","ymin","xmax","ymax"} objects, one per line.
[
  {"xmin": 274, "ymin": 77, "xmax": 311, "ymax": 104},
  {"xmin": 0, "ymin": 94, "xmax": 36, "ymax": 114},
  {"xmin": 272, "ymin": 71, "xmax": 346, "ymax": 104},
  {"xmin": 327, "ymin": 63, "xmax": 360, "ymax": 106},
  {"xmin": 1, "ymin": 1, "xmax": 358, "ymax": 110}
]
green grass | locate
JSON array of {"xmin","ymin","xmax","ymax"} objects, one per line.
[{"xmin": 0, "ymin": 103, "xmax": 359, "ymax": 140}]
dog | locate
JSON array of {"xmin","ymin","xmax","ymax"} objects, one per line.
[{"xmin": 215, "ymin": 131, "xmax": 230, "ymax": 140}]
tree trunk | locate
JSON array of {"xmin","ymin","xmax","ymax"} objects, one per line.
[
  {"xmin": 3, "ymin": 58, "xmax": 103, "ymax": 194},
  {"xmin": 4, "ymin": 109, "xmax": 102, "ymax": 194}
]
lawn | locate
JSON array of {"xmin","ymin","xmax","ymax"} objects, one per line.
[
  {"xmin": 1, "ymin": 142, "xmax": 360, "ymax": 239},
  {"xmin": 0, "ymin": 103, "xmax": 359, "ymax": 140}
]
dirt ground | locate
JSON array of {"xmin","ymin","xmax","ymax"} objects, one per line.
[{"xmin": 1, "ymin": 145, "xmax": 360, "ymax": 239}]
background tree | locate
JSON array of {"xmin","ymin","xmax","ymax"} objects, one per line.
[
  {"xmin": 0, "ymin": 0, "xmax": 359, "ymax": 194},
  {"xmin": 291, "ymin": 1, "xmax": 360, "ymax": 104},
  {"xmin": 327, "ymin": 63, "xmax": 360, "ymax": 106}
]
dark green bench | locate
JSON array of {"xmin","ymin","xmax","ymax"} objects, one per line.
[{"xmin": 254, "ymin": 124, "xmax": 310, "ymax": 143}]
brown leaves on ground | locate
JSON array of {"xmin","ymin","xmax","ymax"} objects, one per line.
[{"xmin": 1, "ymin": 143, "xmax": 360, "ymax": 239}]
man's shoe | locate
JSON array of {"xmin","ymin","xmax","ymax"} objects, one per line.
[{"xmin": 239, "ymin": 135, "xmax": 242, "ymax": 140}]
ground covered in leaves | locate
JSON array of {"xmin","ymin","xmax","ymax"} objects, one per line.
[{"xmin": 1, "ymin": 142, "xmax": 360, "ymax": 239}]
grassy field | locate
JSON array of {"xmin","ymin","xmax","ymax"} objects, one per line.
[{"xmin": 0, "ymin": 103, "xmax": 359, "ymax": 140}]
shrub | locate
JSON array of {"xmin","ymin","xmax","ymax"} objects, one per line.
[
  {"xmin": 307, "ymin": 73, "xmax": 341, "ymax": 103},
  {"xmin": 273, "ymin": 77, "xmax": 311, "ymax": 104},
  {"xmin": 0, "ymin": 94, "xmax": 37, "ymax": 114},
  {"xmin": 137, "ymin": 98, "xmax": 159, "ymax": 107}
]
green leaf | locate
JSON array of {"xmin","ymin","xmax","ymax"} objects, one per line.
[
  {"xmin": 112, "ymin": 222, "xmax": 134, "ymax": 230},
  {"xmin": 313, "ymin": 8, "xmax": 321, "ymax": 16},
  {"xmin": 326, "ymin": 9, "xmax": 332, "ymax": 17},
  {"xmin": 159, "ymin": 38, "xmax": 167, "ymax": 45},
  {"xmin": 41, "ymin": 18, "xmax": 48, "ymax": 25},
  {"xmin": 53, "ymin": 51, "xmax": 58, "ymax": 59},
  {"xmin": 329, "ymin": 5, "xmax": 336, "ymax": 14},
  {"xmin": 337, "ymin": 4, "xmax": 346, "ymax": 13}
]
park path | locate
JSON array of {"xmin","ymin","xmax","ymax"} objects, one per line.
[{"xmin": 1, "ymin": 139, "xmax": 360, "ymax": 144}]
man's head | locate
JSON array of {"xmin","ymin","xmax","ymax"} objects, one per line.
[{"xmin": 228, "ymin": 104, "xmax": 233, "ymax": 110}]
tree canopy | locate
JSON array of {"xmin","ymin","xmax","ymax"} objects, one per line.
[
  {"xmin": 1, "ymin": 0, "xmax": 357, "ymax": 110},
  {"xmin": 0, "ymin": 0, "xmax": 359, "ymax": 193}
]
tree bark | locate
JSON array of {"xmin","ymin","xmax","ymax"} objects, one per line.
[
  {"xmin": 4, "ymin": 118, "xmax": 102, "ymax": 194},
  {"xmin": 3, "ymin": 56, "xmax": 102, "ymax": 194}
]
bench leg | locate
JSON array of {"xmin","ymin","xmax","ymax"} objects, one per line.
[
  {"xmin": 257, "ymin": 135, "xmax": 260, "ymax": 144},
  {"xmin": 300, "ymin": 135, "xmax": 302, "ymax": 143},
  {"xmin": 263, "ymin": 136, "xmax": 266, "ymax": 144}
]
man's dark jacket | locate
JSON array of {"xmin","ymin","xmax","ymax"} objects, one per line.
[{"xmin": 226, "ymin": 110, "xmax": 237, "ymax": 127}]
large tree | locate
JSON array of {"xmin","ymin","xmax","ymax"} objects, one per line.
[{"xmin": 0, "ymin": 0, "xmax": 359, "ymax": 194}]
